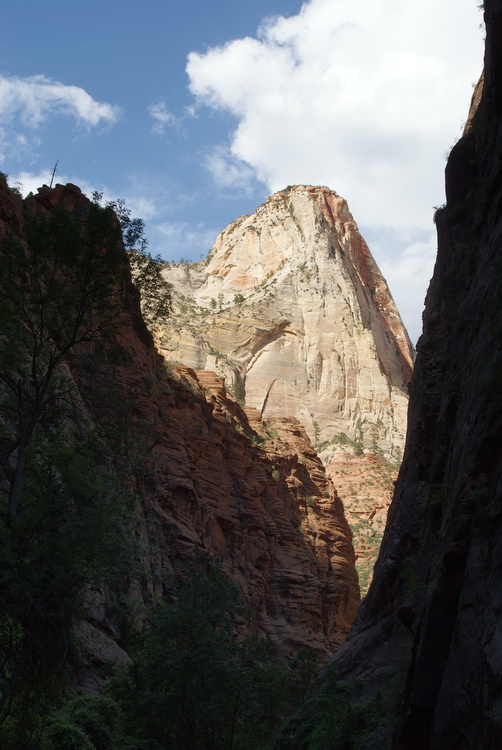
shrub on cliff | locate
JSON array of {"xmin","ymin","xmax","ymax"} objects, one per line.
[
  {"xmin": 0, "ymin": 197, "xmax": 138, "ymax": 745},
  {"xmin": 93, "ymin": 194, "xmax": 172, "ymax": 326}
]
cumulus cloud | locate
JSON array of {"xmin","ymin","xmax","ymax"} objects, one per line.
[
  {"xmin": 7, "ymin": 169, "xmax": 58, "ymax": 195},
  {"xmin": 187, "ymin": 0, "xmax": 482, "ymax": 227},
  {"xmin": 148, "ymin": 100, "xmax": 181, "ymax": 135},
  {"xmin": 0, "ymin": 74, "xmax": 120, "ymax": 161},
  {"xmin": 186, "ymin": 0, "xmax": 484, "ymax": 341},
  {"xmin": 204, "ymin": 145, "xmax": 256, "ymax": 194},
  {"xmin": 0, "ymin": 74, "xmax": 120, "ymax": 129},
  {"xmin": 379, "ymin": 232, "xmax": 438, "ymax": 343}
]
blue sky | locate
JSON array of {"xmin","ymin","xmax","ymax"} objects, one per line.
[{"xmin": 1, "ymin": 0, "xmax": 484, "ymax": 343}]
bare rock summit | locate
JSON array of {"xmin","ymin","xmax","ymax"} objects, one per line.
[{"xmin": 156, "ymin": 186, "xmax": 413, "ymax": 461}]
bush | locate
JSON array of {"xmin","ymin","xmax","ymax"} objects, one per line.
[{"xmin": 45, "ymin": 721, "xmax": 95, "ymax": 750}]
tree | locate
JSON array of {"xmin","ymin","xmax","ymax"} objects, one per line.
[
  {"xmin": 121, "ymin": 554, "xmax": 243, "ymax": 749},
  {"xmin": 116, "ymin": 553, "xmax": 297, "ymax": 750},
  {"xmin": 0, "ymin": 191, "xmax": 137, "ymax": 741},
  {"xmin": 97, "ymin": 196, "xmax": 172, "ymax": 327},
  {"xmin": 0, "ymin": 436, "xmax": 136, "ymax": 741},
  {"xmin": 0, "ymin": 198, "xmax": 127, "ymax": 522}
]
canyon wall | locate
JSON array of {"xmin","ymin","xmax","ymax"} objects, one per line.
[
  {"xmin": 156, "ymin": 185, "xmax": 413, "ymax": 458},
  {"xmin": 273, "ymin": 2, "xmax": 502, "ymax": 747},
  {"xmin": 155, "ymin": 185, "xmax": 414, "ymax": 591},
  {"xmin": 0, "ymin": 177, "xmax": 360, "ymax": 666}
]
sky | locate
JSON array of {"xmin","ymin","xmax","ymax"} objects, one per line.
[{"xmin": 1, "ymin": 1, "xmax": 485, "ymax": 344}]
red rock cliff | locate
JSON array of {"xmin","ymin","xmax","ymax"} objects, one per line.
[{"xmin": 0, "ymin": 176, "xmax": 359, "ymax": 659}]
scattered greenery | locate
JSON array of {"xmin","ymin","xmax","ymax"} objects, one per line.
[
  {"xmin": 41, "ymin": 554, "xmax": 316, "ymax": 750},
  {"xmin": 92, "ymin": 194, "xmax": 172, "ymax": 326},
  {"xmin": 0, "ymin": 198, "xmax": 138, "ymax": 744},
  {"xmin": 228, "ymin": 375, "xmax": 245, "ymax": 406},
  {"xmin": 317, "ymin": 432, "xmax": 363, "ymax": 455}
]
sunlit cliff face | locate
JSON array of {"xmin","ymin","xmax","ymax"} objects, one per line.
[{"xmin": 156, "ymin": 185, "xmax": 413, "ymax": 459}]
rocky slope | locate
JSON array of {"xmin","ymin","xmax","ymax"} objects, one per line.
[
  {"xmin": 272, "ymin": 2, "xmax": 502, "ymax": 747},
  {"xmin": 156, "ymin": 185, "xmax": 413, "ymax": 458},
  {"xmin": 323, "ymin": 449, "xmax": 398, "ymax": 593},
  {"xmin": 0, "ymin": 177, "xmax": 359, "ymax": 667},
  {"xmin": 155, "ymin": 185, "xmax": 413, "ymax": 591}
]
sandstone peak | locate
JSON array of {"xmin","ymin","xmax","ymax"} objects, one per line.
[
  {"xmin": 153, "ymin": 185, "xmax": 414, "ymax": 592},
  {"xmin": 156, "ymin": 184, "xmax": 413, "ymax": 460}
]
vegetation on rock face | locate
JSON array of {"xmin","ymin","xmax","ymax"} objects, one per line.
[
  {"xmin": 92, "ymin": 193, "xmax": 172, "ymax": 327},
  {"xmin": 109, "ymin": 553, "xmax": 318, "ymax": 750},
  {"xmin": 267, "ymin": 666, "xmax": 406, "ymax": 750},
  {"xmin": 1, "ymin": 549, "xmax": 322, "ymax": 750},
  {"xmin": 0, "ymin": 189, "xmax": 138, "ymax": 745}
]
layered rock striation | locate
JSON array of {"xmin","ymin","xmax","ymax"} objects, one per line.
[
  {"xmin": 156, "ymin": 186, "xmax": 414, "ymax": 459},
  {"xmin": 0, "ymin": 176, "xmax": 359, "ymax": 660},
  {"xmin": 155, "ymin": 186, "xmax": 413, "ymax": 591}
]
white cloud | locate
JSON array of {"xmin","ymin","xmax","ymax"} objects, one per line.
[
  {"xmin": 9, "ymin": 169, "xmax": 84, "ymax": 196},
  {"xmin": 186, "ymin": 0, "xmax": 484, "ymax": 339},
  {"xmin": 0, "ymin": 74, "xmax": 120, "ymax": 161},
  {"xmin": 0, "ymin": 74, "xmax": 120, "ymax": 129},
  {"xmin": 204, "ymin": 145, "xmax": 256, "ymax": 194},
  {"xmin": 379, "ymin": 232, "xmax": 437, "ymax": 344},
  {"xmin": 148, "ymin": 100, "xmax": 181, "ymax": 135},
  {"xmin": 127, "ymin": 195, "xmax": 159, "ymax": 221}
]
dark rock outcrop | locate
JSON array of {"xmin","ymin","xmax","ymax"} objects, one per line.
[
  {"xmin": 0, "ymin": 175, "xmax": 360, "ymax": 662},
  {"xmin": 312, "ymin": 2, "xmax": 502, "ymax": 747}
]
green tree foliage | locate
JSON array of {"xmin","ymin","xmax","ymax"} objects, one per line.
[
  {"xmin": 0, "ymin": 198, "xmax": 137, "ymax": 744},
  {"xmin": 288, "ymin": 647, "xmax": 321, "ymax": 706},
  {"xmin": 4, "ymin": 547, "xmax": 323, "ymax": 750},
  {"xmin": 0, "ymin": 200, "xmax": 126, "ymax": 521},
  {"xmin": 0, "ymin": 435, "xmax": 137, "ymax": 747},
  {"xmin": 97, "ymin": 196, "xmax": 172, "ymax": 326},
  {"xmin": 46, "ymin": 692, "xmax": 123, "ymax": 750},
  {"xmin": 115, "ymin": 554, "xmax": 297, "ymax": 750}
]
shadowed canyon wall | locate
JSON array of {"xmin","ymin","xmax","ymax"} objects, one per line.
[
  {"xmin": 0, "ymin": 177, "xmax": 360, "ymax": 673},
  {"xmin": 272, "ymin": 2, "xmax": 502, "ymax": 747}
]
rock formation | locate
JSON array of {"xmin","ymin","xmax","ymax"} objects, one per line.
[
  {"xmin": 323, "ymin": 449, "xmax": 398, "ymax": 593},
  {"xmin": 155, "ymin": 185, "xmax": 413, "ymax": 591},
  {"xmin": 0, "ymin": 176, "xmax": 359, "ymax": 663},
  {"xmin": 272, "ymin": 2, "xmax": 502, "ymax": 747},
  {"xmin": 156, "ymin": 185, "xmax": 413, "ymax": 458}
]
